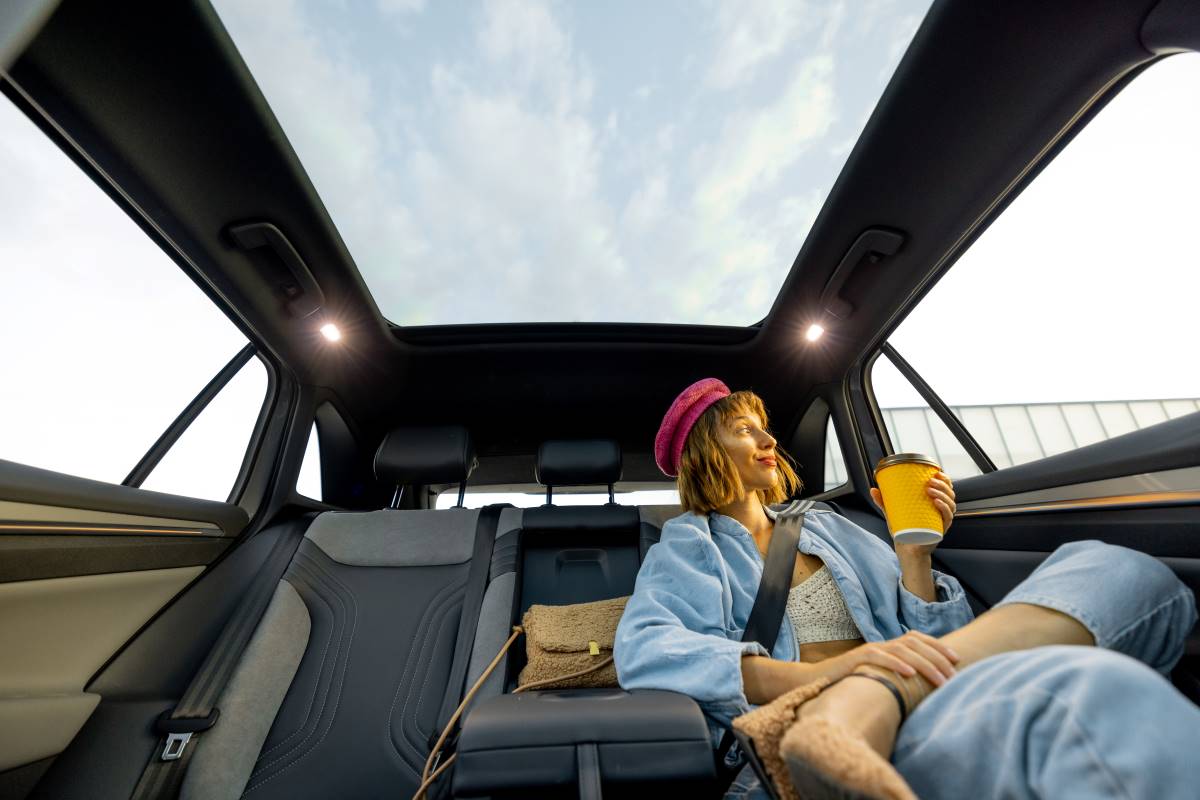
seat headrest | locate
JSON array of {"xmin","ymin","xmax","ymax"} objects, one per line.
[
  {"xmin": 374, "ymin": 426, "xmax": 477, "ymax": 485},
  {"xmin": 535, "ymin": 440, "xmax": 622, "ymax": 487}
]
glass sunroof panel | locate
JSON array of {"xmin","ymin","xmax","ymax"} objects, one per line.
[{"xmin": 212, "ymin": 0, "xmax": 933, "ymax": 326}]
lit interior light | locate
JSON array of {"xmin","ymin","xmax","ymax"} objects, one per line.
[
  {"xmin": 320, "ymin": 322, "xmax": 342, "ymax": 342},
  {"xmin": 805, "ymin": 324, "xmax": 825, "ymax": 342}
]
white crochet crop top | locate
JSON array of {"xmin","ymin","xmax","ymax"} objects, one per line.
[{"xmin": 785, "ymin": 565, "xmax": 862, "ymax": 646}]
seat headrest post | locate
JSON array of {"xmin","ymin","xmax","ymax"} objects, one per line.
[
  {"xmin": 457, "ymin": 483, "xmax": 466, "ymax": 508},
  {"xmin": 608, "ymin": 484, "xmax": 615, "ymax": 504},
  {"xmin": 545, "ymin": 485, "xmax": 553, "ymax": 506},
  {"xmin": 390, "ymin": 485, "xmax": 405, "ymax": 510}
]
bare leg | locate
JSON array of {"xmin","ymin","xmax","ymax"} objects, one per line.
[{"xmin": 798, "ymin": 603, "xmax": 1094, "ymax": 758}]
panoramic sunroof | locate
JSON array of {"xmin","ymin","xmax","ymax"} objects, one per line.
[{"xmin": 212, "ymin": 0, "xmax": 933, "ymax": 326}]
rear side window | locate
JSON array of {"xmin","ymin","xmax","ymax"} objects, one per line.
[
  {"xmin": 823, "ymin": 416, "xmax": 848, "ymax": 492},
  {"xmin": 296, "ymin": 422, "xmax": 323, "ymax": 501},
  {"xmin": 869, "ymin": 54, "xmax": 1200, "ymax": 477},
  {"xmin": 0, "ymin": 94, "xmax": 268, "ymax": 501}
]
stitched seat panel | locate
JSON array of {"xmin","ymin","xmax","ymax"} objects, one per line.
[{"xmin": 242, "ymin": 541, "xmax": 469, "ymax": 799}]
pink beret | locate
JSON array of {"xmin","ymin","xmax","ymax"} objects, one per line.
[{"xmin": 654, "ymin": 378, "xmax": 731, "ymax": 477}]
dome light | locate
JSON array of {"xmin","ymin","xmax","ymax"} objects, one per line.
[
  {"xmin": 805, "ymin": 324, "xmax": 824, "ymax": 342},
  {"xmin": 320, "ymin": 322, "xmax": 342, "ymax": 342}
]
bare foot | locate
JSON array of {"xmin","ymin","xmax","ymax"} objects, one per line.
[{"xmin": 795, "ymin": 669, "xmax": 907, "ymax": 759}]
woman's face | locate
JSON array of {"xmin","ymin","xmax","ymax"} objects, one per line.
[{"xmin": 716, "ymin": 410, "xmax": 779, "ymax": 493}]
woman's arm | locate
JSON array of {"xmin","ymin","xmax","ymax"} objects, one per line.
[
  {"xmin": 741, "ymin": 655, "xmax": 831, "ymax": 704},
  {"xmin": 743, "ymin": 629, "xmax": 962, "ymax": 704},
  {"xmin": 898, "ymin": 551, "xmax": 937, "ymax": 603},
  {"xmin": 615, "ymin": 523, "xmax": 771, "ymax": 727}
]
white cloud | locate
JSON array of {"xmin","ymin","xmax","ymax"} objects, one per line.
[
  {"xmin": 694, "ymin": 55, "xmax": 836, "ymax": 218},
  {"xmin": 388, "ymin": 1, "xmax": 638, "ymax": 322},
  {"xmin": 621, "ymin": 170, "xmax": 669, "ymax": 231},
  {"xmin": 378, "ymin": 0, "xmax": 426, "ymax": 15},
  {"xmin": 705, "ymin": 0, "xmax": 818, "ymax": 90},
  {"xmin": 477, "ymin": 0, "xmax": 593, "ymax": 112}
]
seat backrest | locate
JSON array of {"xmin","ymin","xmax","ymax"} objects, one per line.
[
  {"xmin": 480, "ymin": 440, "xmax": 640, "ymax": 689},
  {"xmin": 518, "ymin": 503, "xmax": 642, "ymax": 613},
  {"xmin": 519, "ymin": 439, "xmax": 641, "ymax": 613},
  {"xmin": 638, "ymin": 503, "xmax": 681, "ymax": 557},
  {"xmin": 177, "ymin": 425, "xmax": 513, "ymax": 800}
]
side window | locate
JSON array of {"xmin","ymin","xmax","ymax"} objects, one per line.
[
  {"xmin": 870, "ymin": 353, "xmax": 983, "ymax": 479},
  {"xmin": 0, "ymin": 93, "xmax": 269, "ymax": 501},
  {"xmin": 296, "ymin": 422, "xmax": 323, "ymax": 501},
  {"xmin": 140, "ymin": 356, "xmax": 268, "ymax": 501},
  {"xmin": 869, "ymin": 54, "xmax": 1200, "ymax": 475},
  {"xmin": 823, "ymin": 416, "xmax": 848, "ymax": 492}
]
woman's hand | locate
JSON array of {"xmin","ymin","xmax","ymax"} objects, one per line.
[
  {"xmin": 744, "ymin": 630, "xmax": 962, "ymax": 702},
  {"xmin": 830, "ymin": 631, "xmax": 960, "ymax": 687},
  {"xmin": 870, "ymin": 471, "xmax": 956, "ymax": 558}
]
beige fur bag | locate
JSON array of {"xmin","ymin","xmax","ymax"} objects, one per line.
[
  {"xmin": 415, "ymin": 594, "xmax": 629, "ymax": 799},
  {"xmin": 517, "ymin": 595, "xmax": 628, "ymax": 690}
]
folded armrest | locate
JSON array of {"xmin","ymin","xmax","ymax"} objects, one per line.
[{"xmin": 452, "ymin": 688, "xmax": 716, "ymax": 798}]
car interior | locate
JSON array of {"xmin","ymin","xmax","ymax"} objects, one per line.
[{"xmin": 2, "ymin": 0, "xmax": 1199, "ymax": 798}]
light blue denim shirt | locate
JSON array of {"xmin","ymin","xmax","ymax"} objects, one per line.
[{"xmin": 614, "ymin": 504, "xmax": 975, "ymax": 734}]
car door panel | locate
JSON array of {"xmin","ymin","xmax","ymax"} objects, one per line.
[
  {"xmin": 0, "ymin": 566, "xmax": 203, "ymax": 774},
  {"xmin": 0, "ymin": 460, "xmax": 251, "ymax": 780},
  {"xmin": 0, "ymin": 460, "xmax": 250, "ymax": 537},
  {"xmin": 0, "ymin": 694, "xmax": 100, "ymax": 774}
]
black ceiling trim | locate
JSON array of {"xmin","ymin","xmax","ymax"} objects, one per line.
[{"xmin": 392, "ymin": 322, "xmax": 761, "ymax": 347}]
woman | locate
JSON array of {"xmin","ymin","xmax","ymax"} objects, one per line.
[{"xmin": 614, "ymin": 378, "xmax": 1200, "ymax": 799}]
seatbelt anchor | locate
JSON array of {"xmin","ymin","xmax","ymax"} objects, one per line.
[{"xmin": 156, "ymin": 708, "xmax": 220, "ymax": 762}]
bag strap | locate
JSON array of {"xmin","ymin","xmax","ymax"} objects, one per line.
[
  {"xmin": 715, "ymin": 499, "xmax": 815, "ymax": 783},
  {"xmin": 414, "ymin": 627, "xmax": 615, "ymax": 800},
  {"xmin": 129, "ymin": 515, "xmax": 312, "ymax": 800}
]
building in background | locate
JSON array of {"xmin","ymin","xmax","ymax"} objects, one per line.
[{"xmin": 826, "ymin": 398, "xmax": 1200, "ymax": 489}]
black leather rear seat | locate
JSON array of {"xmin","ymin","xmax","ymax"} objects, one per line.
[
  {"xmin": 505, "ymin": 441, "xmax": 642, "ymax": 688},
  {"xmin": 35, "ymin": 432, "xmax": 690, "ymax": 799},
  {"xmin": 452, "ymin": 441, "xmax": 714, "ymax": 798},
  {"xmin": 172, "ymin": 425, "xmax": 521, "ymax": 799}
]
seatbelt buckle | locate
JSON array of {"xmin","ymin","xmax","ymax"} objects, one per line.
[
  {"xmin": 161, "ymin": 732, "xmax": 192, "ymax": 761},
  {"xmin": 156, "ymin": 709, "xmax": 220, "ymax": 761}
]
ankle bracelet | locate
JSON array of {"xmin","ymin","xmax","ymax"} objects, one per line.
[{"xmin": 840, "ymin": 672, "xmax": 909, "ymax": 723}]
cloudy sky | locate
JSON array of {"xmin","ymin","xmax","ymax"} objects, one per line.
[
  {"xmin": 2, "ymin": 1, "xmax": 1196, "ymax": 498},
  {"xmin": 211, "ymin": 0, "xmax": 930, "ymax": 326}
]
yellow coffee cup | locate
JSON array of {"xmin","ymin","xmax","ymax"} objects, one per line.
[{"xmin": 874, "ymin": 453, "xmax": 944, "ymax": 545}]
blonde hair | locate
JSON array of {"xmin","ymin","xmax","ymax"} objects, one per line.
[{"xmin": 677, "ymin": 390, "xmax": 802, "ymax": 514}]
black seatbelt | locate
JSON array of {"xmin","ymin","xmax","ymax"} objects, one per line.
[
  {"xmin": 742, "ymin": 499, "xmax": 814, "ymax": 649},
  {"xmin": 715, "ymin": 499, "xmax": 816, "ymax": 782},
  {"xmin": 130, "ymin": 516, "xmax": 311, "ymax": 800},
  {"xmin": 424, "ymin": 504, "xmax": 506, "ymax": 794}
]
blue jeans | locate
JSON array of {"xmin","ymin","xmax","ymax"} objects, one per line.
[{"xmin": 728, "ymin": 540, "xmax": 1200, "ymax": 799}]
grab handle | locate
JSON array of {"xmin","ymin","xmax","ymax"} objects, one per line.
[
  {"xmin": 820, "ymin": 228, "xmax": 905, "ymax": 320},
  {"xmin": 228, "ymin": 221, "xmax": 325, "ymax": 318}
]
